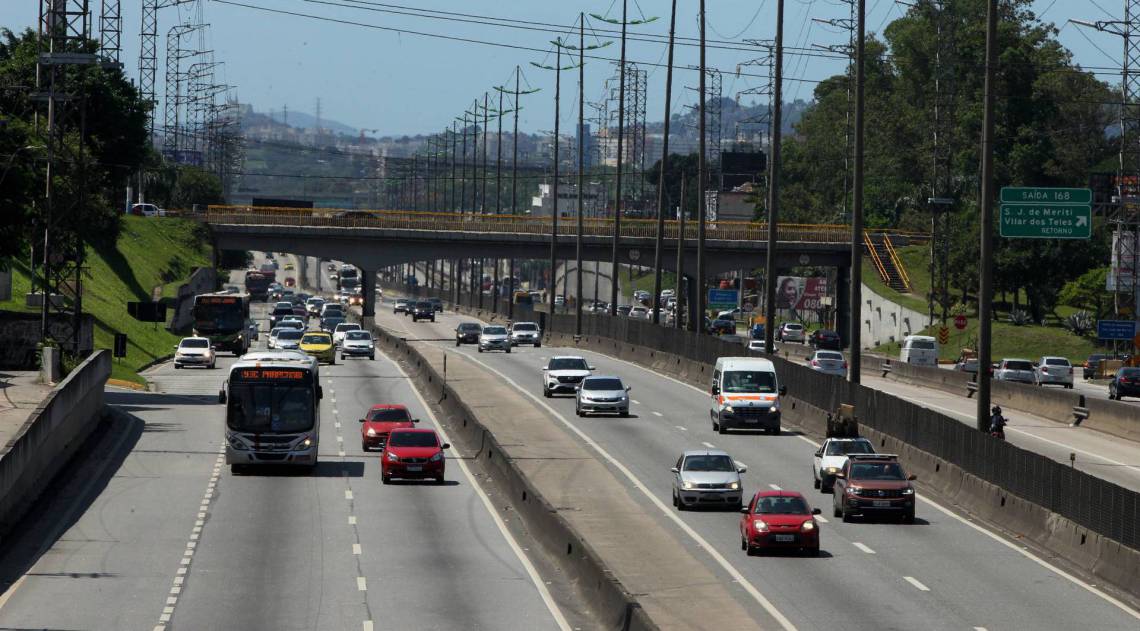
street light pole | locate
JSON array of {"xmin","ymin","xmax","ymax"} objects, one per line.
[
  {"xmin": 763, "ymin": 0, "xmax": 785, "ymax": 354},
  {"xmin": 610, "ymin": 0, "xmax": 628, "ymax": 317},
  {"xmin": 976, "ymin": 0, "xmax": 998, "ymax": 431},
  {"xmin": 694, "ymin": 0, "xmax": 707, "ymax": 332},
  {"xmin": 849, "ymin": 0, "xmax": 866, "ymax": 383},
  {"xmin": 651, "ymin": 0, "xmax": 678, "ymax": 327}
]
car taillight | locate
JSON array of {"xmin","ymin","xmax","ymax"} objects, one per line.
[
  {"xmin": 1042, "ymin": 368, "xmax": 1048, "ymax": 374},
  {"xmin": 811, "ymin": 360, "xmax": 819, "ymax": 366},
  {"xmin": 1068, "ymin": 367, "xmax": 1073, "ymax": 375},
  {"xmin": 842, "ymin": 362, "xmax": 848, "ymax": 369}
]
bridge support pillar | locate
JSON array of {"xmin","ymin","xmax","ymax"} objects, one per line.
[
  {"xmin": 686, "ymin": 272, "xmax": 700, "ymax": 332},
  {"xmin": 836, "ymin": 265, "xmax": 851, "ymax": 350},
  {"xmin": 362, "ymin": 268, "xmax": 376, "ymax": 319}
]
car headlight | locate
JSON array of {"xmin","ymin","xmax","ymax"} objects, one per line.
[
  {"xmin": 753, "ymin": 519, "xmax": 768, "ymax": 532},
  {"xmin": 298, "ymin": 436, "xmax": 313, "ymax": 449},
  {"xmin": 902, "ymin": 487, "xmax": 915, "ymax": 495},
  {"xmin": 429, "ymin": 451, "xmax": 443, "ymax": 462},
  {"xmin": 723, "ymin": 405, "xmax": 734, "ymax": 414},
  {"xmin": 368, "ymin": 343, "xmax": 374, "ymax": 349},
  {"xmin": 386, "ymin": 451, "xmax": 399, "ymax": 462},
  {"xmin": 825, "ymin": 467, "xmax": 839, "ymax": 473},
  {"xmin": 682, "ymin": 480, "xmax": 694, "ymax": 490},
  {"xmin": 366, "ymin": 428, "xmax": 377, "ymax": 437},
  {"xmin": 728, "ymin": 481, "xmax": 740, "ymax": 490},
  {"xmin": 801, "ymin": 521, "xmax": 816, "ymax": 532},
  {"xmin": 227, "ymin": 436, "xmax": 248, "ymax": 450},
  {"xmin": 846, "ymin": 485, "xmax": 862, "ymax": 495}
]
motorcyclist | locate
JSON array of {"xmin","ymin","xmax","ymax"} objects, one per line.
[{"xmin": 989, "ymin": 405, "xmax": 1006, "ymax": 439}]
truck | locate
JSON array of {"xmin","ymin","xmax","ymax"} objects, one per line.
[
  {"xmin": 244, "ymin": 271, "xmax": 271, "ymax": 302},
  {"xmin": 338, "ymin": 265, "xmax": 359, "ymax": 291}
]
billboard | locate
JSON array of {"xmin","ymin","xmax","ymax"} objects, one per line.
[
  {"xmin": 1108, "ymin": 230, "xmax": 1138, "ymax": 292},
  {"xmin": 775, "ymin": 276, "xmax": 829, "ymax": 316}
]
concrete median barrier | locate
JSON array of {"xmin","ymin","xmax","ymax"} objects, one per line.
[{"xmin": 0, "ymin": 350, "xmax": 110, "ymax": 541}]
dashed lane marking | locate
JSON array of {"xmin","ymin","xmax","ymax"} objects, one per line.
[
  {"xmin": 903, "ymin": 576, "xmax": 930, "ymax": 592},
  {"xmin": 768, "ymin": 484, "xmax": 782, "ymax": 490},
  {"xmin": 675, "ymin": 425, "xmax": 688, "ymax": 431},
  {"xmin": 852, "ymin": 542, "xmax": 876, "ymax": 554},
  {"xmin": 701, "ymin": 441, "xmax": 716, "ymax": 449},
  {"xmin": 652, "ymin": 411, "xmax": 663, "ymax": 417}
]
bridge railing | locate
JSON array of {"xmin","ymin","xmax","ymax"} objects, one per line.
[{"xmin": 206, "ymin": 205, "xmax": 930, "ymax": 245}]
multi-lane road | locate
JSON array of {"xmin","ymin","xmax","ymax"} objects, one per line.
[
  {"xmin": 362, "ymin": 267, "xmax": 1140, "ymax": 630},
  {"xmin": 0, "ymin": 269, "xmax": 569, "ymax": 631}
]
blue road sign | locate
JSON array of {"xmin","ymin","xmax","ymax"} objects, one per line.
[
  {"xmin": 1096, "ymin": 320, "xmax": 1137, "ymax": 340},
  {"xmin": 707, "ymin": 289, "xmax": 738, "ymax": 310}
]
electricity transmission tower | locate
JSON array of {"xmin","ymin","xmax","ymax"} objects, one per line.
[
  {"xmin": 1074, "ymin": 2, "xmax": 1140, "ymax": 323},
  {"xmin": 163, "ymin": 23, "xmax": 207, "ymax": 154},
  {"xmin": 98, "ymin": 0, "xmax": 121, "ymax": 63},
  {"xmin": 139, "ymin": 0, "xmax": 195, "ymax": 140}
]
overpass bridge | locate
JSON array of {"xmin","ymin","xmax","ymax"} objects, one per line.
[{"xmin": 203, "ymin": 206, "xmax": 927, "ymax": 328}]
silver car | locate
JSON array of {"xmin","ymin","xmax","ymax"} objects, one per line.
[
  {"xmin": 1034, "ymin": 356, "xmax": 1074, "ymax": 388},
  {"xmin": 274, "ymin": 329, "xmax": 304, "ymax": 350},
  {"xmin": 575, "ymin": 375, "xmax": 630, "ymax": 417},
  {"xmin": 995, "ymin": 358, "xmax": 1035, "ymax": 384},
  {"xmin": 510, "ymin": 321, "xmax": 542, "ymax": 347},
  {"xmin": 777, "ymin": 322, "xmax": 805, "ymax": 343},
  {"xmin": 478, "ymin": 325, "xmax": 511, "ymax": 353},
  {"xmin": 671, "ymin": 449, "xmax": 746, "ymax": 510},
  {"xmin": 808, "ymin": 350, "xmax": 847, "ymax": 377}
]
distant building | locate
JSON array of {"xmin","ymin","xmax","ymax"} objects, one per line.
[{"xmin": 530, "ymin": 182, "xmax": 607, "ymax": 217}]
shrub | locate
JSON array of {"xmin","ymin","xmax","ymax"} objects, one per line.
[
  {"xmin": 1007, "ymin": 309, "xmax": 1032, "ymax": 326},
  {"xmin": 1065, "ymin": 311, "xmax": 1094, "ymax": 337}
]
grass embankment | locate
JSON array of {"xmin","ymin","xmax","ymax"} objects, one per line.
[
  {"xmin": 865, "ymin": 244, "xmax": 1098, "ymax": 362},
  {"xmin": 0, "ymin": 216, "xmax": 213, "ymax": 384}
]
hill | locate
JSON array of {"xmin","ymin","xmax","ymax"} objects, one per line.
[{"xmin": 0, "ymin": 217, "xmax": 213, "ymax": 385}]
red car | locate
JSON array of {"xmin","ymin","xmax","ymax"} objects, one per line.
[
  {"xmin": 284, "ymin": 277, "xmax": 296, "ymax": 287},
  {"xmin": 381, "ymin": 428, "xmax": 449, "ymax": 484},
  {"xmin": 739, "ymin": 490, "xmax": 821, "ymax": 556},
  {"xmin": 360, "ymin": 405, "xmax": 418, "ymax": 451}
]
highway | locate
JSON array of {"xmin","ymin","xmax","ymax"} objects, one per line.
[
  {"xmin": 363, "ymin": 273, "xmax": 1140, "ymax": 630},
  {"xmin": 0, "ymin": 269, "xmax": 568, "ymax": 631}
]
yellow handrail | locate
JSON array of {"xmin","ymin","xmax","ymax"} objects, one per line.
[
  {"xmin": 205, "ymin": 205, "xmax": 932, "ymax": 246},
  {"xmin": 883, "ymin": 234, "xmax": 912, "ymax": 291},
  {"xmin": 864, "ymin": 231, "xmax": 889, "ymax": 283}
]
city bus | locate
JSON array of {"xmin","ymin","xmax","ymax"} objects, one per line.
[
  {"xmin": 192, "ymin": 293, "xmax": 251, "ymax": 356},
  {"xmin": 219, "ymin": 351, "xmax": 322, "ymax": 473}
]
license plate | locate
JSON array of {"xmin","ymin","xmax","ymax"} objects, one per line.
[
  {"xmin": 745, "ymin": 418, "xmax": 758, "ymax": 423},
  {"xmin": 406, "ymin": 465, "xmax": 422, "ymax": 472},
  {"xmin": 873, "ymin": 500, "xmax": 891, "ymax": 507},
  {"xmin": 773, "ymin": 534, "xmax": 795, "ymax": 542}
]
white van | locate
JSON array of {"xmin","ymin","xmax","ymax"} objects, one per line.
[
  {"xmin": 900, "ymin": 335, "xmax": 938, "ymax": 367},
  {"xmin": 710, "ymin": 357, "xmax": 786, "ymax": 435}
]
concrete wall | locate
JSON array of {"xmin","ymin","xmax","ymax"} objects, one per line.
[
  {"xmin": 167, "ymin": 267, "xmax": 218, "ymax": 334},
  {"xmin": 862, "ymin": 283, "xmax": 931, "ymax": 349},
  {"xmin": 0, "ymin": 350, "xmax": 110, "ymax": 541},
  {"xmin": 0, "ymin": 312, "xmax": 95, "ymax": 370}
]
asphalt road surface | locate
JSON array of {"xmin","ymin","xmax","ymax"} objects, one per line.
[
  {"xmin": 0, "ymin": 272, "xmax": 566, "ymax": 631},
  {"xmin": 369, "ymin": 286, "xmax": 1140, "ymax": 631}
]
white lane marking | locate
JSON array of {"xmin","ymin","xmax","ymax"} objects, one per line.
[
  {"xmin": 352, "ymin": 543, "xmax": 362, "ymax": 555},
  {"xmin": 336, "ymin": 436, "xmax": 344, "ymax": 443},
  {"xmin": 675, "ymin": 425, "xmax": 688, "ymax": 431},
  {"xmin": 974, "ymin": 627, "xmax": 988, "ymax": 631},
  {"xmin": 768, "ymin": 484, "xmax": 782, "ymax": 490},
  {"xmin": 392, "ymin": 357, "xmax": 573, "ymax": 631},
  {"xmin": 852, "ymin": 542, "xmax": 876, "ymax": 554},
  {"xmin": 363, "ymin": 622, "xmax": 374, "ymax": 631},
  {"xmin": 356, "ymin": 576, "xmax": 367, "ymax": 591},
  {"xmin": 566, "ymin": 346, "xmax": 1140, "ymax": 620},
  {"xmin": 815, "ymin": 515, "xmax": 829, "ymax": 524},
  {"xmin": 348, "ymin": 516, "xmax": 357, "ymax": 525},
  {"xmin": 345, "ymin": 490, "xmax": 354, "ymax": 500},
  {"xmin": 338, "ymin": 450, "xmax": 346, "ymax": 457},
  {"xmin": 631, "ymin": 399, "xmax": 641, "ymax": 405},
  {"xmin": 701, "ymin": 441, "xmax": 716, "ymax": 449},
  {"xmin": 335, "ymin": 421, "xmax": 342, "ymax": 429},
  {"xmin": 652, "ymin": 411, "xmax": 663, "ymax": 417},
  {"xmin": 451, "ymin": 351, "xmax": 796, "ymax": 630},
  {"xmin": 903, "ymin": 576, "xmax": 930, "ymax": 591}
]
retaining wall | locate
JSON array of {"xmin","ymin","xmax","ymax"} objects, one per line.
[
  {"xmin": 0, "ymin": 350, "xmax": 110, "ymax": 541},
  {"xmin": 167, "ymin": 267, "xmax": 218, "ymax": 333}
]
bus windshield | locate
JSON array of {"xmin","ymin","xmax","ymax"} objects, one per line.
[
  {"xmin": 194, "ymin": 299, "xmax": 246, "ymax": 332},
  {"xmin": 227, "ymin": 382, "xmax": 315, "ymax": 433}
]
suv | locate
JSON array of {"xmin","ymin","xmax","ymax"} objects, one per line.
[
  {"xmin": 411, "ymin": 301, "xmax": 436, "ymax": 322},
  {"xmin": 1083, "ymin": 354, "xmax": 1109, "ymax": 380},
  {"xmin": 808, "ymin": 329, "xmax": 841, "ymax": 350},
  {"xmin": 812, "ymin": 437, "xmax": 875, "ymax": 492},
  {"xmin": 268, "ymin": 302, "xmax": 295, "ymax": 329},
  {"xmin": 428, "ymin": 297, "xmax": 443, "ymax": 312},
  {"xmin": 994, "ymin": 358, "xmax": 1035, "ymax": 384},
  {"xmin": 542, "ymin": 355, "xmax": 593, "ymax": 397},
  {"xmin": 1034, "ymin": 356, "xmax": 1073, "ymax": 388},
  {"xmin": 776, "ymin": 322, "xmax": 805, "ymax": 343},
  {"xmin": 455, "ymin": 322, "xmax": 481, "ymax": 346},
  {"xmin": 394, "ymin": 298, "xmax": 412, "ymax": 315},
  {"xmin": 510, "ymin": 322, "xmax": 541, "ymax": 347},
  {"xmin": 832, "ymin": 454, "xmax": 916, "ymax": 523}
]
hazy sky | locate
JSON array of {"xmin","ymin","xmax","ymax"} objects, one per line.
[{"xmin": 0, "ymin": 1, "xmax": 1124, "ymax": 136}]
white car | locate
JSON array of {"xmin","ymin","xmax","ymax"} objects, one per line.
[
  {"xmin": 274, "ymin": 329, "xmax": 304, "ymax": 350},
  {"xmin": 131, "ymin": 202, "xmax": 167, "ymax": 217},
  {"xmin": 340, "ymin": 330, "xmax": 376, "ymax": 360},
  {"xmin": 510, "ymin": 321, "xmax": 542, "ymax": 347},
  {"xmin": 812, "ymin": 437, "xmax": 876, "ymax": 492},
  {"xmin": 267, "ymin": 327, "xmax": 286, "ymax": 349},
  {"xmin": 748, "ymin": 339, "xmax": 778, "ymax": 354},
  {"xmin": 994, "ymin": 358, "xmax": 1035, "ymax": 384},
  {"xmin": 808, "ymin": 350, "xmax": 847, "ymax": 377},
  {"xmin": 628, "ymin": 306, "xmax": 649, "ymax": 319},
  {"xmin": 542, "ymin": 356, "xmax": 594, "ymax": 397},
  {"xmin": 174, "ymin": 337, "xmax": 215, "ymax": 369},
  {"xmin": 333, "ymin": 322, "xmax": 361, "ymax": 346},
  {"xmin": 1034, "ymin": 356, "xmax": 1074, "ymax": 389}
]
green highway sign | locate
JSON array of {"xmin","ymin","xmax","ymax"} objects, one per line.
[
  {"xmin": 999, "ymin": 203, "xmax": 1091, "ymax": 239},
  {"xmin": 1000, "ymin": 187, "xmax": 1091, "ymax": 205}
]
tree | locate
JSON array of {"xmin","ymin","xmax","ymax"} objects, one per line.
[
  {"xmin": 1059, "ymin": 268, "xmax": 1111, "ymax": 320},
  {"xmin": 643, "ymin": 153, "xmax": 701, "ymax": 219}
]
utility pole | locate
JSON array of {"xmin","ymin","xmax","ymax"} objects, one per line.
[
  {"xmin": 610, "ymin": 1, "xmax": 628, "ymax": 315},
  {"xmin": 676, "ymin": 172, "xmax": 687, "ymax": 329},
  {"xmin": 481, "ymin": 92, "xmax": 490, "ymax": 213},
  {"xmin": 764, "ymin": 0, "xmax": 785, "ymax": 354},
  {"xmin": 470, "ymin": 98, "xmax": 479, "ymax": 214},
  {"xmin": 652, "ymin": 0, "xmax": 678, "ymax": 326},
  {"xmin": 577, "ymin": 17, "xmax": 586, "ymax": 333},
  {"xmin": 848, "ymin": 0, "xmax": 865, "ymax": 383},
  {"xmin": 976, "ymin": 0, "xmax": 998, "ymax": 431},
  {"xmin": 695, "ymin": 0, "xmax": 707, "ymax": 332},
  {"xmin": 450, "ymin": 122, "xmax": 458, "ymax": 212},
  {"xmin": 458, "ymin": 113, "xmax": 468, "ymax": 214},
  {"xmin": 495, "ymin": 67, "xmax": 539, "ymax": 318},
  {"xmin": 534, "ymin": 45, "xmax": 577, "ymax": 315}
]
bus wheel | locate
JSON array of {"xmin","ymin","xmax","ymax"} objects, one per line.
[{"xmin": 230, "ymin": 464, "xmax": 244, "ymax": 475}]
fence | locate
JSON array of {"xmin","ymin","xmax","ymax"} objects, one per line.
[{"xmin": 546, "ymin": 312, "xmax": 1140, "ymax": 551}]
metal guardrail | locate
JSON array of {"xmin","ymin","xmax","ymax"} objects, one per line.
[{"xmin": 205, "ymin": 205, "xmax": 931, "ymax": 246}]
